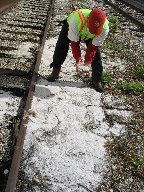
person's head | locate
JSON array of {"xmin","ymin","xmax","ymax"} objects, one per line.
[{"xmin": 88, "ymin": 8, "xmax": 106, "ymax": 36}]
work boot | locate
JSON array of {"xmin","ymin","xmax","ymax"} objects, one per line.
[
  {"xmin": 92, "ymin": 80, "xmax": 103, "ymax": 93},
  {"xmin": 47, "ymin": 67, "xmax": 61, "ymax": 82}
]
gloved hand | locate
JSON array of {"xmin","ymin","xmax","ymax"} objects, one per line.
[{"xmin": 76, "ymin": 61, "xmax": 92, "ymax": 76}]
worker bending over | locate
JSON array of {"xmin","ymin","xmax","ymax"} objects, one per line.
[{"xmin": 47, "ymin": 8, "xmax": 109, "ymax": 92}]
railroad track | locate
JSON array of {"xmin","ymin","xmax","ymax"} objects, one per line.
[
  {"xmin": 0, "ymin": 0, "xmax": 143, "ymax": 191},
  {"xmin": 103, "ymin": 0, "xmax": 144, "ymax": 32},
  {"xmin": 123, "ymin": 0, "xmax": 144, "ymax": 12},
  {"xmin": 0, "ymin": 0, "xmax": 54, "ymax": 191}
]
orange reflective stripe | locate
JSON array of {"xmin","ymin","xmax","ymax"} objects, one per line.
[{"xmin": 77, "ymin": 10, "xmax": 87, "ymax": 32}]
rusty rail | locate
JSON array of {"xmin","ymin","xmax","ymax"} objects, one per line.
[
  {"xmin": 0, "ymin": 0, "xmax": 20, "ymax": 15},
  {"xmin": 5, "ymin": 0, "xmax": 55, "ymax": 191},
  {"xmin": 122, "ymin": 0, "xmax": 144, "ymax": 12},
  {"xmin": 104, "ymin": 0, "xmax": 144, "ymax": 32}
]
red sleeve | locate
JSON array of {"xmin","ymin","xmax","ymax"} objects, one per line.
[
  {"xmin": 71, "ymin": 41, "xmax": 82, "ymax": 63},
  {"xmin": 85, "ymin": 43, "xmax": 97, "ymax": 65}
]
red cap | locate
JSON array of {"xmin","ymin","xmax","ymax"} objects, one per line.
[{"xmin": 88, "ymin": 8, "xmax": 106, "ymax": 36}]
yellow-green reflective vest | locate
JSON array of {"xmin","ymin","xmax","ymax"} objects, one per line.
[{"xmin": 67, "ymin": 9, "xmax": 109, "ymax": 40}]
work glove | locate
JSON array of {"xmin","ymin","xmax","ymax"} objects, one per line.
[{"xmin": 76, "ymin": 61, "xmax": 92, "ymax": 77}]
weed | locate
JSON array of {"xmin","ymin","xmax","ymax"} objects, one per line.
[
  {"xmin": 121, "ymin": 81, "xmax": 144, "ymax": 94},
  {"xmin": 102, "ymin": 72, "xmax": 112, "ymax": 84},
  {"xmin": 109, "ymin": 15, "xmax": 121, "ymax": 33},
  {"xmin": 102, "ymin": 35, "xmax": 123, "ymax": 53},
  {"xmin": 130, "ymin": 33, "xmax": 137, "ymax": 41},
  {"xmin": 130, "ymin": 159, "xmax": 144, "ymax": 169},
  {"xmin": 136, "ymin": 64, "xmax": 144, "ymax": 79}
]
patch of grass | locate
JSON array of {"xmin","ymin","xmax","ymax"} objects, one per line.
[
  {"xmin": 109, "ymin": 15, "xmax": 121, "ymax": 33},
  {"xmin": 130, "ymin": 33, "xmax": 137, "ymax": 41},
  {"xmin": 130, "ymin": 159, "xmax": 144, "ymax": 169},
  {"xmin": 136, "ymin": 64, "xmax": 144, "ymax": 79},
  {"xmin": 102, "ymin": 72, "xmax": 112, "ymax": 84},
  {"xmin": 102, "ymin": 35, "xmax": 123, "ymax": 52},
  {"xmin": 121, "ymin": 81, "xmax": 144, "ymax": 94}
]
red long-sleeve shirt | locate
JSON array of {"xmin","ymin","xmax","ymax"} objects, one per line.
[{"xmin": 71, "ymin": 41, "xmax": 97, "ymax": 65}]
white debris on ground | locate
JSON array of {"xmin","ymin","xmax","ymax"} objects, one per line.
[
  {"xmin": 19, "ymin": 36, "xmax": 132, "ymax": 191},
  {"xmin": 8, "ymin": 42, "xmax": 37, "ymax": 58},
  {"xmin": 0, "ymin": 90, "xmax": 21, "ymax": 124},
  {"xmin": 0, "ymin": 90, "xmax": 21, "ymax": 162}
]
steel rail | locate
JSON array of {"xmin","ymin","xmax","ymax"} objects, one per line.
[
  {"xmin": 103, "ymin": 0, "xmax": 144, "ymax": 32},
  {"xmin": 122, "ymin": 0, "xmax": 144, "ymax": 12},
  {"xmin": 0, "ymin": 0, "xmax": 20, "ymax": 15},
  {"xmin": 5, "ymin": 0, "xmax": 55, "ymax": 191}
]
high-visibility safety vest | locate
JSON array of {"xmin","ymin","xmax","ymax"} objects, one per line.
[{"xmin": 67, "ymin": 9, "xmax": 109, "ymax": 40}]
